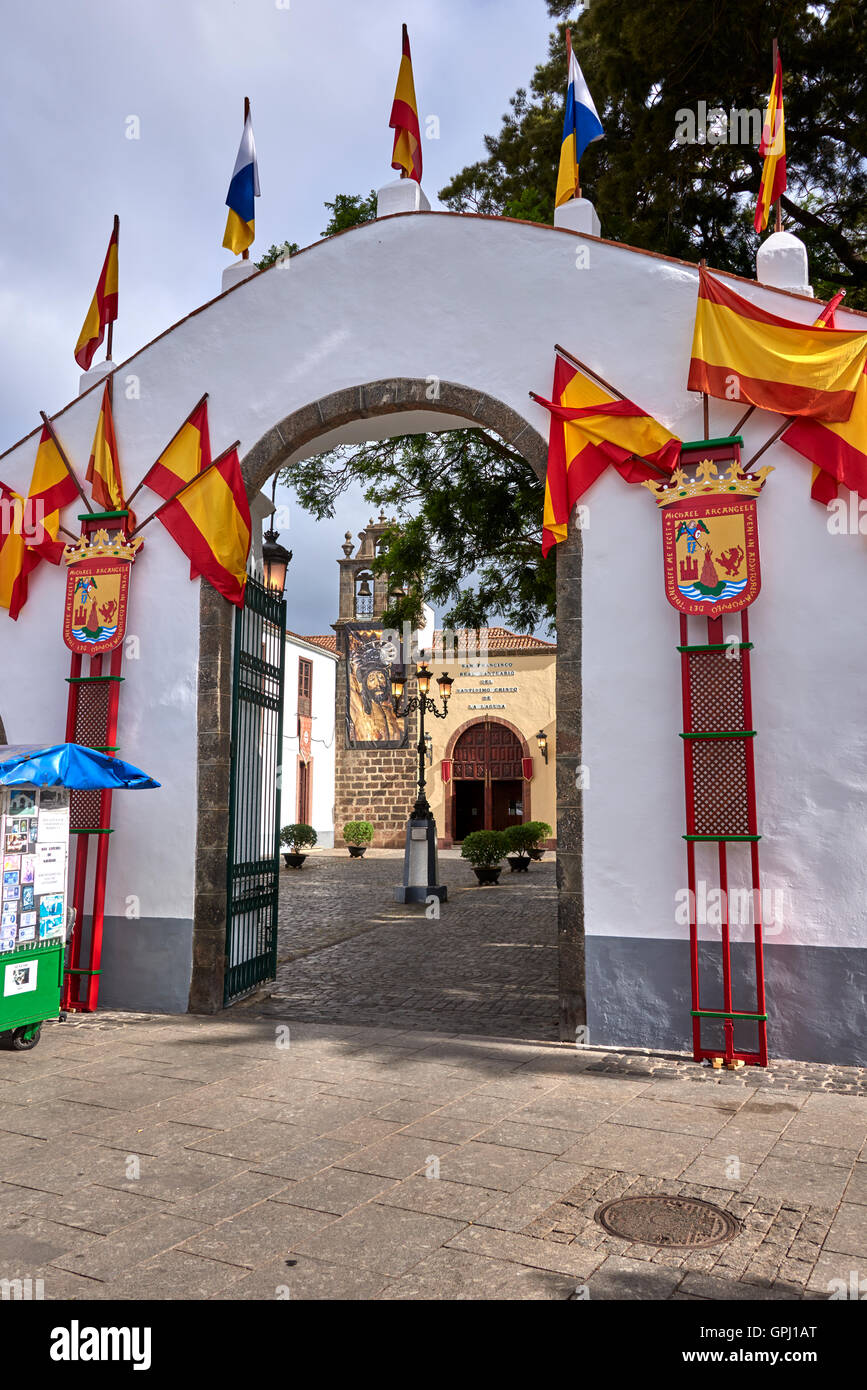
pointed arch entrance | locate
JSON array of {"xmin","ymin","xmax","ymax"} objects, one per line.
[
  {"xmin": 444, "ymin": 716, "xmax": 532, "ymax": 841},
  {"xmin": 191, "ymin": 376, "xmax": 584, "ymax": 1042}
]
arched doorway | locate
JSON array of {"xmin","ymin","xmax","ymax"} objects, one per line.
[
  {"xmin": 191, "ymin": 374, "xmax": 584, "ymax": 1042},
  {"xmin": 447, "ymin": 718, "xmax": 531, "ymax": 840}
]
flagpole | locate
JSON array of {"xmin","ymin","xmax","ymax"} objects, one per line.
[
  {"xmin": 743, "ymin": 418, "xmax": 789, "ymax": 469},
  {"xmin": 124, "ymin": 392, "xmax": 210, "ymax": 512},
  {"xmin": 772, "ymin": 40, "xmax": 782, "ymax": 233},
  {"xmin": 129, "ymin": 440, "xmax": 241, "ymax": 537},
  {"xmin": 242, "ymin": 99, "xmax": 250, "ymax": 261},
  {"xmin": 698, "ymin": 260, "xmax": 710, "ymax": 435},
  {"xmin": 106, "ymin": 214, "xmax": 119, "ymax": 361},
  {"xmin": 39, "ymin": 412, "xmax": 93, "ymax": 512},
  {"xmin": 566, "ymin": 27, "xmax": 579, "ymax": 199}
]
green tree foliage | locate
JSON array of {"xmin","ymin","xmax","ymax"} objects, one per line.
[
  {"xmin": 280, "ymin": 5, "xmax": 867, "ymax": 634},
  {"xmin": 255, "ymin": 240, "xmax": 299, "ymax": 270},
  {"xmin": 280, "ymin": 429, "xmax": 555, "ymax": 634},
  {"xmin": 321, "ymin": 190, "xmax": 378, "ymax": 237},
  {"xmin": 441, "ymin": 0, "xmax": 866, "ymax": 305}
]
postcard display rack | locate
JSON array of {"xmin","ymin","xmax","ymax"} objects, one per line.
[
  {"xmin": 0, "ymin": 786, "xmax": 70, "ymax": 1035},
  {"xmin": 643, "ymin": 437, "xmax": 771, "ymax": 1068}
]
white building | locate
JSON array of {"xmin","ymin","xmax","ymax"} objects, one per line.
[{"xmin": 281, "ymin": 631, "xmax": 337, "ymax": 847}]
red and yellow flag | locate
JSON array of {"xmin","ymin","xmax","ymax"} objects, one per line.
[
  {"xmin": 782, "ymin": 295, "xmax": 867, "ymax": 504},
  {"xmin": 535, "ymin": 354, "xmax": 680, "ymax": 556},
  {"xmin": 29, "ymin": 424, "xmax": 80, "ymax": 517},
  {"xmin": 87, "ymin": 384, "xmax": 127, "ymax": 513},
  {"xmin": 389, "ymin": 24, "xmax": 422, "ymax": 182},
  {"xmin": 755, "ymin": 52, "xmax": 786, "ymax": 234},
  {"xmin": 0, "ymin": 438, "xmax": 70, "ymax": 620},
  {"xmin": 688, "ymin": 268, "xmax": 867, "ymax": 422},
  {"xmin": 141, "ymin": 398, "xmax": 211, "ymax": 501},
  {"xmin": 74, "ymin": 223, "xmax": 119, "ymax": 370},
  {"xmin": 155, "ymin": 447, "xmax": 251, "ymax": 607}
]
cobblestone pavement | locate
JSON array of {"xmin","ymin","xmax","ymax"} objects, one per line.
[
  {"xmin": 0, "ymin": 1012, "xmax": 864, "ymax": 1301},
  {"xmin": 270, "ymin": 849, "xmax": 558, "ymax": 1038}
]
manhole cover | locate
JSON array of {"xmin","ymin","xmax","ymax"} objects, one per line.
[{"xmin": 595, "ymin": 1195, "xmax": 740, "ymax": 1249}]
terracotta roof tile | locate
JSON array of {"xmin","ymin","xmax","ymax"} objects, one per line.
[
  {"xmin": 433, "ymin": 627, "xmax": 555, "ymax": 652},
  {"xmin": 286, "ymin": 627, "xmax": 553, "ymax": 656},
  {"xmin": 286, "ymin": 630, "xmax": 338, "ymax": 653}
]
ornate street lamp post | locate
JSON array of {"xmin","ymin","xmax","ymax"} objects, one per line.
[
  {"xmin": 390, "ymin": 662, "xmax": 453, "ymax": 904},
  {"xmin": 390, "ymin": 663, "xmax": 453, "ymax": 820}
]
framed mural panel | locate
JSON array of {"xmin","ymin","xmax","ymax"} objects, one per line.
[{"xmin": 343, "ymin": 625, "xmax": 408, "ymax": 749}]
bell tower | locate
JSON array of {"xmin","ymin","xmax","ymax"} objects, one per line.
[{"xmin": 332, "ymin": 514, "xmax": 418, "ymax": 848}]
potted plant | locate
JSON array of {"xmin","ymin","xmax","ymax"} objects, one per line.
[
  {"xmin": 280, "ymin": 823, "xmax": 317, "ymax": 869},
  {"xmin": 503, "ymin": 823, "xmax": 537, "ymax": 872},
  {"xmin": 343, "ymin": 820, "xmax": 374, "ymax": 858},
  {"xmin": 525, "ymin": 821, "xmax": 553, "ymax": 861},
  {"xmin": 460, "ymin": 830, "xmax": 508, "ymax": 885}
]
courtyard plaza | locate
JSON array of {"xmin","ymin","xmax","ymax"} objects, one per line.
[{"xmin": 0, "ymin": 850, "xmax": 864, "ymax": 1301}]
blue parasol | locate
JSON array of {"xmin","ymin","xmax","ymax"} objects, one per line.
[{"xmin": 0, "ymin": 743, "xmax": 160, "ymax": 790}]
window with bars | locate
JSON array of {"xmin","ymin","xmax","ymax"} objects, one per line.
[{"xmin": 298, "ymin": 658, "xmax": 312, "ymax": 717}]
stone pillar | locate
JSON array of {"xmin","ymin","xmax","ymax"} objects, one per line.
[
  {"xmin": 555, "ymin": 522, "xmax": 585, "ymax": 1042},
  {"xmin": 188, "ymin": 582, "xmax": 234, "ymax": 1013}
]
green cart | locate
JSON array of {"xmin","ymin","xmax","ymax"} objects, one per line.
[
  {"xmin": 0, "ymin": 940, "xmax": 65, "ymax": 1050},
  {"xmin": 0, "ymin": 741, "xmax": 159, "ymax": 1050}
]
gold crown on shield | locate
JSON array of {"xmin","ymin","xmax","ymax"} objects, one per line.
[
  {"xmin": 63, "ymin": 529, "xmax": 143, "ymax": 566},
  {"xmin": 642, "ymin": 459, "xmax": 773, "ymax": 508}
]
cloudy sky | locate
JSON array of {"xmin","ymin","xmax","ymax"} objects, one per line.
[{"xmin": 0, "ymin": 0, "xmax": 553, "ymax": 634}]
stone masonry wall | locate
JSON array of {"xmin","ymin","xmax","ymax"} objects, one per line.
[{"xmin": 333, "ymin": 657, "xmax": 419, "ymax": 848}]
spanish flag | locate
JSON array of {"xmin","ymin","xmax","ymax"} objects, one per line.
[
  {"xmin": 74, "ymin": 222, "xmax": 119, "ymax": 371},
  {"xmin": 87, "ymin": 384, "xmax": 127, "ymax": 514},
  {"xmin": 688, "ymin": 268, "xmax": 867, "ymax": 422},
  {"xmin": 534, "ymin": 353, "xmax": 680, "ymax": 556},
  {"xmin": 28, "ymin": 425, "xmax": 80, "ymax": 517},
  {"xmin": 389, "ymin": 24, "xmax": 422, "ymax": 182},
  {"xmin": 155, "ymin": 447, "xmax": 251, "ymax": 607},
  {"xmin": 223, "ymin": 110, "xmax": 260, "ymax": 255},
  {"xmin": 754, "ymin": 52, "xmax": 786, "ymax": 234},
  {"xmin": 782, "ymin": 295, "xmax": 867, "ymax": 504},
  {"xmin": 141, "ymin": 397, "xmax": 211, "ymax": 501},
  {"xmin": 0, "ymin": 441, "xmax": 69, "ymax": 619},
  {"xmin": 555, "ymin": 46, "xmax": 604, "ymax": 208}
]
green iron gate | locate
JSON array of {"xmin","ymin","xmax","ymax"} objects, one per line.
[{"xmin": 224, "ymin": 573, "xmax": 286, "ymax": 1004}]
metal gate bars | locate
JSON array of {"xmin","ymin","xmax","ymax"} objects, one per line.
[{"xmin": 224, "ymin": 574, "xmax": 286, "ymax": 1005}]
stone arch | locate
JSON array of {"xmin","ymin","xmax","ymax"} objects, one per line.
[
  {"xmin": 444, "ymin": 714, "xmax": 532, "ymax": 763},
  {"xmin": 240, "ymin": 378, "xmax": 548, "ymax": 495},
  {"xmin": 190, "ymin": 377, "xmax": 581, "ymax": 1043},
  {"xmin": 443, "ymin": 716, "xmax": 533, "ymax": 843}
]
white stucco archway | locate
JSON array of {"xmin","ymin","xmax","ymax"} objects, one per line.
[{"xmin": 1, "ymin": 209, "xmax": 865, "ymax": 1060}]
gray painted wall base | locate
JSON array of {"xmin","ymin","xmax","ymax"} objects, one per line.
[
  {"xmin": 587, "ymin": 935, "xmax": 867, "ymax": 1065},
  {"xmin": 79, "ymin": 916, "xmax": 193, "ymax": 1014}
]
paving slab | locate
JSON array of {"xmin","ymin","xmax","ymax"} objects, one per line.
[
  {"xmin": 178, "ymin": 1200, "xmax": 335, "ymax": 1267},
  {"xmin": 380, "ymin": 1247, "xmax": 576, "ymax": 1300},
  {"xmin": 290, "ymin": 1202, "xmax": 466, "ymax": 1278},
  {"xmin": 224, "ymin": 1253, "xmax": 393, "ymax": 1300}
]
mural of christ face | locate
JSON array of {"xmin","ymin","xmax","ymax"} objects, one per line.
[{"xmin": 364, "ymin": 668, "xmax": 390, "ymax": 704}]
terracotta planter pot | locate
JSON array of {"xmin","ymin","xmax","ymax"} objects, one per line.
[
  {"xmin": 507, "ymin": 856, "xmax": 530, "ymax": 873},
  {"xmin": 472, "ymin": 866, "xmax": 502, "ymax": 885},
  {"xmin": 347, "ymin": 845, "xmax": 367, "ymax": 858},
  {"xmin": 283, "ymin": 852, "xmax": 307, "ymax": 869}
]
